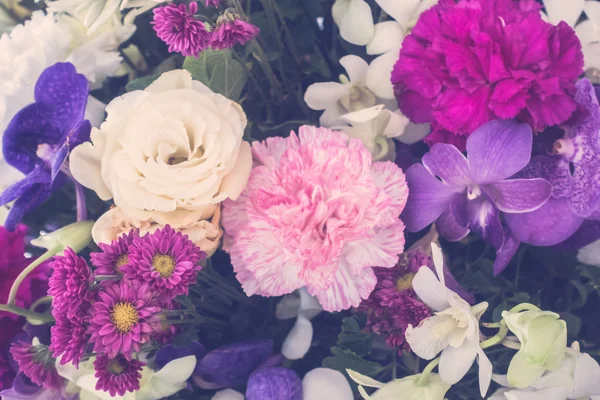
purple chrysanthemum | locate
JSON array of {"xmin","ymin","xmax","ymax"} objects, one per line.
[
  {"xmin": 50, "ymin": 311, "xmax": 89, "ymax": 367},
  {"xmin": 392, "ymin": 0, "xmax": 584, "ymax": 146},
  {"xmin": 94, "ymin": 354, "xmax": 145, "ymax": 396},
  {"xmin": 122, "ymin": 226, "xmax": 204, "ymax": 301},
  {"xmin": 91, "ymin": 229, "xmax": 139, "ymax": 276},
  {"xmin": 211, "ymin": 17, "xmax": 260, "ymax": 50},
  {"xmin": 88, "ymin": 279, "xmax": 161, "ymax": 359},
  {"xmin": 48, "ymin": 247, "xmax": 93, "ymax": 319},
  {"xmin": 10, "ymin": 340, "xmax": 62, "ymax": 389},
  {"xmin": 152, "ymin": 2, "xmax": 211, "ymax": 57},
  {"xmin": 357, "ymin": 251, "xmax": 431, "ymax": 351}
]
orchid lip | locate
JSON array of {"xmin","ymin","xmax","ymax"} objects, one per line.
[{"xmin": 467, "ymin": 185, "xmax": 482, "ymax": 200}]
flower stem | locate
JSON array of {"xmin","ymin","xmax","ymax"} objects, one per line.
[
  {"xmin": 7, "ymin": 246, "xmax": 62, "ymax": 306},
  {"xmin": 417, "ymin": 357, "xmax": 440, "ymax": 386},
  {"xmin": 29, "ymin": 296, "xmax": 52, "ymax": 312},
  {"xmin": 0, "ymin": 304, "xmax": 55, "ymax": 323},
  {"xmin": 508, "ymin": 303, "xmax": 541, "ymax": 314},
  {"xmin": 73, "ymin": 181, "xmax": 87, "ymax": 222},
  {"xmin": 480, "ymin": 322, "xmax": 509, "ymax": 349}
]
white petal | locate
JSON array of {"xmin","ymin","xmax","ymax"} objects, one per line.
[
  {"xmin": 477, "ymin": 347, "xmax": 493, "ymax": 398},
  {"xmin": 69, "ymin": 129, "xmax": 113, "ymax": 201},
  {"xmin": 298, "ymin": 287, "xmax": 323, "ymax": 320},
  {"xmin": 367, "ymin": 22, "xmax": 404, "ymax": 55},
  {"xmin": 543, "ymin": 0, "xmax": 584, "ymax": 26},
  {"xmin": 85, "ymin": 96, "xmax": 106, "ymax": 128},
  {"xmin": 583, "ymin": 42, "xmax": 600, "ymax": 71},
  {"xmin": 282, "ymin": 315, "xmax": 313, "ymax": 360},
  {"xmin": 577, "ymin": 238, "xmax": 600, "ymax": 267},
  {"xmin": 412, "ymin": 266, "xmax": 450, "ymax": 311},
  {"xmin": 340, "ymin": 55, "xmax": 369, "ymax": 84},
  {"xmin": 212, "ymin": 389, "xmax": 245, "ymax": 400},
  {"xmin": 382, "ymin": 109, "xmax": 410, "ymax": 138},
  {"xmin": 218, "ymin": 141, "xmax": 252, "ymax": 201},
  {"xmin": 572, "ymin": 353, "xmax": 600, "ymax": 398},
  {"xmin": 366, "ymin": 52, "xmax": 398, "ymax": 99},
  {"xmin": 320, "ymin": 104, "xmax": 347, "ymax": 127},
  {"xmin": 341, "ymin": 105, "xmax": 385, "ymax": 125},
  {"xmin": 276, "ymin": 293, "xmax": 301, "ymax": 320},
  {"xmin": 304, "ymin": 82, "xmax": 349, "ymax": 111},
  {"xmin": 76, "ymin": 375, "xmax": 116, "ymax": 400},
  {"xmin": 154, "ymin": 355, "xmax": 197, "ymax": 384},
  {"xmin": 346, "ymin": 369, "xmax": 385, "ymax": 389},
  {"xmin": 375, "ymin": 0, "xmax": 419, "ymax": 29},
  {"xmin": 332, "ymin": 0, "xmax": 351, "ymax": 26},
  {"xmin": 439, "ymin": 341, "xmax": 478, "ymax": 385},
  {"xmin": 405, "ymin": 315, "xmax": 450, "ymax": 359},
  {"xmin": 302, "ymin": 368, "xmax": 354, "ymax": 400},
  {"xmin": 397, "ymin": 122, "xmax": 431, "ymax": 144},
  {"xmin": 339, "ymin": 0, "xmax": 375, "ymax": 46},
  {"xmin": 585, "ymin": 0, "xmax": 600, "ymax": 25}
]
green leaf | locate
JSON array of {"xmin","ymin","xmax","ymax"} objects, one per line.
[
  {"xmin": 322, "ymin": 347, "xmax": 386, "ymax": 377},
  {"xmin": 559, "ymin": 312, "xmax": 582, "ymax": 337},
  {"xmin": 183, "ymin": 49, "xmax": 248, "ymax": 101},
  {"xmin": 125, "ymin": 72, "xmax": 161, "ymax": 92},
  {"xmin": 337, "ymin": 317, "xmax": 373, "ymax": 357}
]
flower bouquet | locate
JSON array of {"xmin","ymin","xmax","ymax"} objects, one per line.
[{"xmin": 0, "ymin": 0, "xmax": 600, "ymax": 399}]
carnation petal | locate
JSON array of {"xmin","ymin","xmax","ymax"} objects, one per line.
[
  {"xmin": 314, "ymin": 263, "xmax": 376, "ymax": 312},
  {"xmin": 370, "ymin": 161, "xmax": 409, "ymax": 218},
  {"xmin": 467, "ymin": 120, "xmax": 533, "ymax": 184}
]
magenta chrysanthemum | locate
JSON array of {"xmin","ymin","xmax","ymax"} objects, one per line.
[
  {"xmin": 88, "ymin": 279, "xmax": 161, "ymax": 359},
  {"xmin": 10, "ymin": 340, "xmax": 62, "ymax": 389},
  {"xmin": 48, "ymin": 247, "xmax": 93, "ymax": 318},
  {"xmin": 94, "ymin": 354, "xmax": 145, "ymax": 396},
  {"xmin": 391, "ymin": 0, "xmax": 584, "ymax": 146},
  {"xmin": 357, "ymin": 250, "xmax": 432, "ymax": 351},
  {"xmin": 122, "ymin": 226, "xmax": 204, "ymax": 300},
  {"xmin": 91, "ymin": 229, "xmax": 139, "ymax": 276},
  {"xmin": 152, "ymin": 2, "xmax": 211, "ymax": 57},
  {"xmin": 50, "ymin": 311, "xmax": 90, "ymax": 367},
  {"xmin": 222, "ymin": 126, "xmax": 409, "ymax": 312},
  {"xmin": 211, "ymin": 18, "xmax": 260, "ymax": 50}
]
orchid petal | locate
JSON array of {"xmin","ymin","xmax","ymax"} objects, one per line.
[
  {"xmin": 403, "ymin": 164, "xmax": 463, "ymax": 232},
  {"xmin": 154, "ymin": 355, "xmax": 196, "ymax": 384},
  {"xmin": 482, "ymin": 178, "xmax": 552, "ymax": 213},
  {"xmin": 572, "ymin": 353, "xmax": 600, "ymax": 398},
  {"xmin": 507, "ymin": 350, "xmax": 547, "ymax": 389},
  {"xmin": 412, "ymin": 266, "xmax": 451, "ymax": 312},
  {"xmin": 374, "ymin": 0, "xmax": 419, "ymax": 29},
  {"xmin": 436, "ymin": 208, "xmax": 470, "ymax": 242},
  {"xmin": 422, "ymin": 143, "xmax": 470, "ymax": 186},
  {"xmin": 477, "ymin": 347, "xmax": 493, "ymax": 397},
  {"xmin": 302, "ymin": 368, "xmax": 354, "ymax": 400},
  {"xmin": 366, "ymin": 52, "xmax": 397, "ymax": 99},
  {"xmin": 340, "ymin": 55, "xmax": 369, "ymax": 84},
  {"xmin": 346, "ymin": 370, "xmax": 385, "ymax": 389},
  {"xmin": 584, "ymin": 0, "xmax": 600, "ymax": 25},
  {"xmin": 339, "ymin": 0, "xmax": 375, "ymax": 46},
  {"xmin": 366, "ymin": 22, "xmax": 403, "ymax": 55},
  {"xmin": 332, "ymin": 0, "xmax": 350, "ymax": 26},
  {"xmin": 281, "ymin": 315, "xmax": 313, "ymax": 360},
  {"xmin": 467, "ymin": 120, "xmax": 533, "ymax": 184},
  {"xmin": 405, "ymin": 315, "xmax": 451, "ymax": 359},
  {"xmin": 542, "ymin": 0, "xmax": 584, "ymax": 27},
  {"xmin": 304, "ymin": 82, "xmax": 349, "ymax": 111},
  {"xmin": 494, "ymin": 229, "xmax": 521, "ymax": 275},
  {"xmin": 439, "ymin": 341, "xmax": 478, "ymax": 385}
]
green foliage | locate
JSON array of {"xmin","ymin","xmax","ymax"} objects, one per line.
[{"xmin": 337, "ymin": 317, "xmax": 373, "ymax": 357}]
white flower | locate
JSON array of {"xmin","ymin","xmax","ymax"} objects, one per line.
[
  {"xmin": 405, "ymin": 243, "xmax": 492, "ymax": 397},
  {"xmin": 57, "ymin": 354, "xmax": 197, "ymax": 400},
  {"xmin": 276, "ymin": 287, "xmax": 323, "ymax": 360},
  {"xmin": 69, "ymin": 69, "xmax": 252, "ymax": 230},
  {"xmin": 92, "ymin": 205, "xmax": 224, "ymax": 256},
  {"xmin": 542, "ymin": 0, "xmax": 600, "ymax": 72},
  {"xmin": 578, "ymin": 239, "xmax": 600, "ymax": 267},
  {"xmin": 347, "ymin": 369, "xmax": 450, "ymax": 400},
  {"xmin": 502, "ymin": 308, "xmax": 567, "ymax": 388},
  {"xmin": 491, "ymin": 342, "xmax": 600, "ymax": 400},
  {"xmin": 212, "ymin": 368, "xmax": 353, "ymax": 400}
]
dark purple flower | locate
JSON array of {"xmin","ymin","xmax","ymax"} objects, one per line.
[
  {"xmin": 48, "ymin": 248, "xmax": 93, "ymax": 319},
  {"xmin": 505, "ymin": 79, "xmax": 600, "ymax": 247},
  {"xmin": 10, "ymin": 339, "xmax": 62, "ymax": 390},
  {"xmin": 0, "ymin": 62, "xmax": 91, "ymax": 231},
  {"xmin": 392, "ymin": 0, "xmax": 583, "ymax": 145},
  {"xmin": 193, "ymin": 340, "xmax": 273, "ymax": 389},
  {"xmin": 94, "ymin": 354, "xmax": 145, "ymax": 396},
  {"xmin": 0, "ymin": 372, "xmax": 68, "ymax": 400},
  {"xmin": 211, "ymin": 13, "xmax": 260, "ymax": 50},
  {"xmin": 90, "ymin": 229, "xmax": 139, "ymax": 276},
  {"xmin": 246, "ymin": 367, "xmax": 303, "ymax": 400},
  {"xmin": 402, "ymin": 119, "xmax": 552, "ymax": 274},
  {"xmin": 122, "ymin": 225, "xmax": 204, "ymax": 301},
  {"xmin": 152, "ymin": 2, "xmax": 211, "ymax": 57},
  {"xmin": 88, "ymin": 279, "xmax": 161, "ymax": 360}
]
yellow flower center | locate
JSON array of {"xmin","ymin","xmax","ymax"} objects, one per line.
[
  {"xmin": 152, "ymin": 254, "xmax": 176, "ymax": 278},
  {"xmin": 111, "ymin": 302, "xmax": 139, "ymax": 333},
  {"xmin": 107, "ymin": 358, "xmax": 125, "ymax": 375},
  {"xmin": 115, "ymin": 254, "xmax": 128, "ymax": 271},
  {"xmin": 396, "ymin": 272, "xmax": 415, "ymax": 292}
]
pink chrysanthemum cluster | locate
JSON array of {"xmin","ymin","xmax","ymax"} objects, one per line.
[
  {"xmin": 152, "ymin": 2, "xmax": 259, "ymax": 57},
  {"xmin": 48, "ymin": 226, "xmax": 204, "ymax": 395},
  {"xmin": 222, "ymin": 126, "xmax": 409, "ymax": 312},
  {"xmin": 10, "ymin": 339, "xmax": 62, "ymax": 389},
  {"xmin": 392, "ymin": 0, "xmax": 584, "ymax": 148},
  {"xmin": 357, "ymin": 250, "xmax": 432, "ymax": 351}
]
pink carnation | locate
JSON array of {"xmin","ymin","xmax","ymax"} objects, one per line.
[
  {"xmin": 392, "ymin": 0, "xmax": 584, "ymax": 145},
  {"xmin": 222, "ymin": 126, "xmax": 408, "ymax": 312}
]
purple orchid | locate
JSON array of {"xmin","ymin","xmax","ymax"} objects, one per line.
[
  {"xmin": 402, "ymin": 119, "xmax": 552, "ymax": 274},
  {"xmin": 0, "ymin": 62, "xmax": 91, "ymax": 231},
  {"xmin": 505, "ymin": 79, "xmax": 600, "ymax": 248}
]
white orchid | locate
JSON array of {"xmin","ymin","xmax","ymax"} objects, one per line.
[
  {"xmin": 212, "ymin": 368, "xmax": 353, "ymax": 400},
  {"xmin": 542, "ymin": 0, "xmax": 600, "ymax": 71},
  {"xmin": 56, "ymin": 354, "xmax": 197, "ymax": 400},
  {"xmin": 275, "ymin": 287, "xmax": 323, "ymax": 360},
  {"xmin": 405, "ymin": 243, "xmax": 492, "ymax": 397},
  {"xmin": 490, "ymin": 342, "xmax": 600, "ymax": 400},
  {"xmin": 347, "ymin": 369, "xmax": 450, "ymax": 400}
]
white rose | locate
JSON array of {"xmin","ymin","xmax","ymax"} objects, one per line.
[{"xmin": 70, "ymin": 69, "xmax": 253, "ymax": 230}]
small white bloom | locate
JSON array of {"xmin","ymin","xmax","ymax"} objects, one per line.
[
  {"xmin": 577, "ymin": 239, "xmax": 600, "ymax": 267},
  {"xmin": 347, "ymin": 369, "xmax": 450, "ymax": 400},
  {"xmin": 405, "ymin": 243, "xmax": 492, "ymax": 397},
  {"xmin": 212, "ymin": 389, "xmax": 245, "ymax": 400},
  {"xmin": 302, "ymin": 368, "xmax": 354, "ymax": 400}
]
